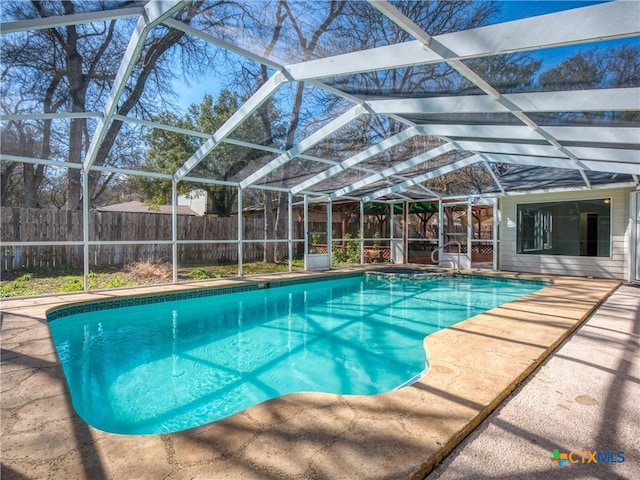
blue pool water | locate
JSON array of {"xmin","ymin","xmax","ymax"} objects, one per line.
[{"xmin": 48, "ymin": 274, "xmax": 545, "ymax": 435}]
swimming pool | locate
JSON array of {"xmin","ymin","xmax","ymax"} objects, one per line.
[{"xmin": 47, "ymin": 273, "xmax": 547, "ymax": 435}]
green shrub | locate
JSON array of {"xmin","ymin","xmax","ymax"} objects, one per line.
[
  {"xmin": 332, "ymin": 233, "xmax": 361, "ymax": 264},
  {"xmin": 107, "ymin": 276, "xmax": 126, "ymax": 289},
  {"xmin": 16, "ymin": 273, "xmax": 34, "ymax": 283},
  {"xmin": 0, "ymin": 284, "xmax": 18, "ymax": 297},
  {"xmin": 61, "ymin": 278, "xmax": 83, "ymax": 292},
  {"xmin": 188, "ymin": 269, "xmax": 213, "ymax": 280}
]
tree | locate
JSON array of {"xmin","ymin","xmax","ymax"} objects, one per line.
[
  {"xmin": 135, "ymin": 90, "xmax": 278, "ymax": 216},
  {"xmin": 540, "ymin": 50, "xmax": 604, "ymax": 91},
  {"xmin": 0, "ymin": 120, "xmax": 46, "ymax": 208},
  {"xmin": 226, "ymin": 1, "xmax": 349, "ymax": 262},
  {"xmin": 539, "ymin": 45, "xmax": 640, "ymax": 125},
  {"xmin": 236, "ymin": 1, "xmax": 516, "ymax": 259},
  {"xmin": 224, "ymin": 1, "xmax": 502, "ymax": 261},
  {"xmin": 408, "ymin": 202, "xmax": 439, "ymax": 238},
  {"xmin": 0, "ymin": 0, "xmax": 219, "ymax": 210}
]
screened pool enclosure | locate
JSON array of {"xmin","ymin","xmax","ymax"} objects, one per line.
[{"xmin": 1, "ymin": 1, "xmax": 638, "ymax": 291}]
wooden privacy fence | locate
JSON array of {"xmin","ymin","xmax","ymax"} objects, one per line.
[
  {"xmin": 2, "ymin": 208, "xmax": 83, "ymax": 272},
  {"xmin": 2, "ymin": 208, "xmax": 480, "ymax": 272},
  {"xmin": 0, "ymin": 207, "xmax": 306, "ymax": 273}
]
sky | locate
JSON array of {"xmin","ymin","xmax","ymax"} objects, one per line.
[
  {"xmin": 493, "ymin": 0, "xmax": 607, "ymax": 23},
  {"xmin": 171, "ymin": 73, "xmax": 216, "ymax": 114}
]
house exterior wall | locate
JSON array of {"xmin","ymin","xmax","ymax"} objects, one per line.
[{"xmin": 499, "ymin": 187, "xmax": 634, "ymax": 281}]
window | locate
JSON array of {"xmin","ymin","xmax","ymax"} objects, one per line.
[{"xmin": 516, "ymin": 199, "xmax": 611, "ymax": 257}]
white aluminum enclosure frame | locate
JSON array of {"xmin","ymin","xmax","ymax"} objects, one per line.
[
  {"xmin": 304, "ymin": 195, "xmax": 332, "ymax": 270},
  {"xmin": 1, "ymin": 1, "xmax": 638, "ymax": 290}
]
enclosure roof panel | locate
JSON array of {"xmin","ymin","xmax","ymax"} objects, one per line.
[
  {"xmin": 1, "ymin": 0, "xmax": 638, "ymax": 203},
  {"xmin": 485, "ymin": 165, "xmax": 636, "ymax": 193}
]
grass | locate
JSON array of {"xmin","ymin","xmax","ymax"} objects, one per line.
[
  {"xmin": 0, "ymin": 260, "xmax": 305, "ymax": 297},
  {"xmin": 186, "ymin": 261, "xmax": 305, "ymax": 279}
]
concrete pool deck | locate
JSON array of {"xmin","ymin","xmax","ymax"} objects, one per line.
[
  {"xmin": 0, "ymin": 269, "xmax": 627, "ymax": 479},
  {"xmin": 426, "ymin": 282, "xmax": 639, "ymax": 480}
]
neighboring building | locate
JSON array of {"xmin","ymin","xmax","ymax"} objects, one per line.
[
  {"xmin": 96, "ymin": 201, "xmax": 199, "ymax": 216},
  {"xmin": 177, "ymin": 190, "xmax": 208, "ymax": 216}
]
